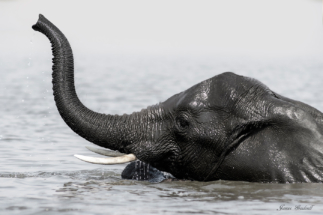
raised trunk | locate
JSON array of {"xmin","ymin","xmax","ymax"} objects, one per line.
[{"xmin": 32, "ymin": 14, "xmax": 143, "ymax": 153}]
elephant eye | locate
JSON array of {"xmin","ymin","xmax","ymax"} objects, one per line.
[{"xmin": 176, "ymin": 116, "xmax": 189, "ymax": 129}]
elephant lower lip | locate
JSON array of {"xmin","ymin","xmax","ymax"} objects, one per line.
[
  {"xmin": 149, "ymin": 157, "xmax": 178, "ymax": 174},
  {"xmin": 121, "ymin": 160, "xmax": 172, "ymax": 183}
]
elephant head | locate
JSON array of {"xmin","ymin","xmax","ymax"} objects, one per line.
[{"xmin": 32, "ymin": 15, "xmax": 323, "ymax": 183}]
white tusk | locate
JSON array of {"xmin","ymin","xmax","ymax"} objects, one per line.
[
  {"xmin": 85, "ymin": 146, "xmax": 125, "ymax": 157},
  {"xmin": 74, "ymin": 154, "xmax": 137, "ymax": 165}
]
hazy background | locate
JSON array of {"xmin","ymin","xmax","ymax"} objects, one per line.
[
  {"xmin": 0, "ymin": 0, "xmax": 322, "ymax": 57},
  {"xmin": 1, "ymin": 0, "xmax": 322, "ymax": 113}
]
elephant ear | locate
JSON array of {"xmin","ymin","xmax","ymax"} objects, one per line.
[{"xmin": 203, "ymin": 128, "xmax": 254, "ymax": 181}]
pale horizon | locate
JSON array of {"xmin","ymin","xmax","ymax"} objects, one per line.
[{"xmin": 0, "ymin": 0, "xmax": 322, "ymax": 59}]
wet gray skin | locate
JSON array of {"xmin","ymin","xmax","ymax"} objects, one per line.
[{"xmin": 32, "ymin": 14, "xmax": 323, "ymax": 183}]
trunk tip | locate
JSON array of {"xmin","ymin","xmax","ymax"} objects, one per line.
[{"xmin": 32, "ymin": 14, "xmax": 46, "ymax": 31}]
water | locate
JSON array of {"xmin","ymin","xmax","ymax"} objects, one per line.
[{"xmin": 1, "ymin": 49, "xmax": 323, "ymax": 214}]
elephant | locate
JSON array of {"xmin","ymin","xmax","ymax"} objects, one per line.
[{"xmin": 32, "ymin": 14, "xmax": 323, "ymax": 183}]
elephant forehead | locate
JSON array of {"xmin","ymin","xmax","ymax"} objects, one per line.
[
  {"xmin": 188, "ymin": 80, "xmax": 212, "ymax": 108},
  {"xmin": 166, "ymin": 72, "xmax": 270, "ymax": 110},
  {"xmin": 177, "ymin": 74, "xmax": 247, "ymax": 109},
  {"xmin": 171, "ymin": 80, "xmax": 212, "ymax": 109},
  {"xmin": 208, "ymin": 73, "xmax": 273, "ymax": 106}
]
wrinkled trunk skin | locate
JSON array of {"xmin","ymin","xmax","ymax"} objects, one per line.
[{"xmin": 32, "ymin": 14, "xmax": 152, "ymax": 154}]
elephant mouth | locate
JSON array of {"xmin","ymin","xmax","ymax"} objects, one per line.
[{"xmin": 75, "ymin": 144, "xmax": 180, "ymax": 178}]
